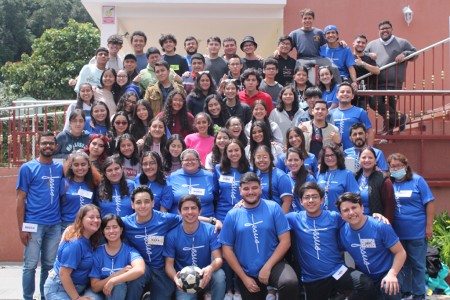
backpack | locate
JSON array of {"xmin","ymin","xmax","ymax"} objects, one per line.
[{"xmin": 426, "ymin": 245, "xmax": 443, "ymax": 278}]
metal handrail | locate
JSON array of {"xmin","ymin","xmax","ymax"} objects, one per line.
[{"xmin": 356, "ymin": 36, "xmax": 450, "ymax": 81}]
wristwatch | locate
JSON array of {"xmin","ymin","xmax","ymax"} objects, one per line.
[{"xmin": 209, "ymin": 217, "xmax": 217, "ymax": 225}]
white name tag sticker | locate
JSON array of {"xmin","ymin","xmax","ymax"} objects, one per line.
[
  {"xmin": 190, "ymin": 188, "xmax": 205, "ymax": 196},
  {"xmin": 332, "ymin": 265, "xmax": 348, "ymax": 280},
  {"xmin": 147, "ymin": 236, "xmax": 164, "ymax": 246},
  {"xmin": 397, "ymin": 190, "xmax": 413, "ymax": 198},
  {"xmin": 78, "ymin": 188, "xmax": 93, "ymax": 199},
  {"xmin": 219, "ymin": 175, "xmax": 234, "ymax": 183},
  {"xmin": 22, "ymin": 223, "xmax": 38, "ymax": 233},
  {"xmin": 360, "ymin": 239, "xmax": 376, "ymax": 248}
]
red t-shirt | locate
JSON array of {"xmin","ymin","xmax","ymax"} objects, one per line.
[{"xmin": 238, "ymin": 90, "xmax": 275, "ymax": 113}]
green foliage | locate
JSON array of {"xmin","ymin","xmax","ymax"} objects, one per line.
[
  {"xmin": 1, "ymin": 20, "xmax": 99, "ymax": 100},
  {"xmin": 0, "ymin": 0, "xmax": 94, "ymax": 66},
  {"xmin": 429, "ymin": 211, "xmax": 450, "ymax": 267}
]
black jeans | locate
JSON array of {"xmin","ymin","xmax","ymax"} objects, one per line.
[
  {"xmin": 237, "ymin": 260, "xmax": 299, "ymax": 300},
  {"xmin": 303, "ymin": 267, "xmax": 377, "ymax": 300},
  {"xmin": 371, "ymin": 95, "xmax": 406, "ymax": 133}
]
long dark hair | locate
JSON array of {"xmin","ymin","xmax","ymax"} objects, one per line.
[
  {"xmin": 210, "ymin": 128, "xmax": 232, "ymax": 167},
  {"xmin": 319, "ymin": 143, "xmax": 346, "ymax": 173},
  {"xmin": 83, "ymin": 134, "xmax": 110, "ymax": 168},
  {"xmin": 162, "ymin": 90, "xmax": 192, "ymax": 133},
  {"xmin": 194, "ymin": 112, "xmax": 214, "ymax": 136},
  {"xmin": 139, "ymin": 151, "xmax": 166, "ymax": 185},
  {"xmin": 131, "ymin": 99, "xmax": 154, "ymax": 141},
  {"xmin": 318, "ymin": 66, "xmax": 338, "ymax": 92},
  {"xmin": 355, "ymin": 146, "xmax": 378, "ymax": 179},
  {"xmin": 90, "ymin": 101, "xmax": 111, "ymax": 130},
  {"xmin": 116, "ymin": 92, "xmax": 138, "ymax": 116},
  {"xmin": 110, "ymin": 111, "xmax": 130, "ymax": 138},
  {"xmin": 204, "ymin": 94, "xmax": 230, "ymax": 127},
  {"xmin": 163, "ymin": 134, "xmax": 186, "ymax": 173},
  {"xmin": 117, "ymin": 134, "xmax": 139, "ymax": 166},
  {"xmin": 276, "ymin": 85, "xmax": 299, "ymax": 113},
  {"xmin": 76, "ymin": 83, "xmax": 95, "ymax": 110},
  {"xmin": 286, "ymin": 148, "xmax": 312, "ymax": 196},
  {"xmin": 225, "ymin": 116, "xmax": 248, "ymax": 147},
  {"xmin": 192, "ymin": 72, "xmax": 217, "ymax": 97},
  {"xmin": 249, "ymin": 121, "xmax": 272, "ymax": 159},
  {"xmin": 101, "ymin": 214, "xmax": 125, "ymax": 241},
  {"xmin": 98, "ymin": 155, "xmax": 130, "ymax": 201},
  {"xmin": 220, "ymin": 139, "xmax": 250, "ymax": 174},
  {"xmin": 63, "ymin": 152, "xmax": 101, "ymax": 191},
  {"xmin": 252, "ymin": 145, "xmax": 274, "ymax": 200},
  {"xmin": 141, "ymin": 117, "xmax": 168, "ymax": 157},
  {"xmin": 99, "ymin": 68, "xmax": 121, "ymax": 104},
  {"xmin": 285, "ymin": 127, "xmax": 308, "ymax": 158}
]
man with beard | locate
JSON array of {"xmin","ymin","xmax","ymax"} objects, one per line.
[
  {"xmin": 365, "ymin": 21, "xmax": 416, "ymax": 134},
  {"xmin": 219, "ymin": 172, "xmax": 299, "ymax": 300},
  {"xmin": 352, "ymin": 34, "xmax": 380, "ymax": 107},
  {"xmin": 344, "ymin": 123, "xmax": 388, "ymax": 173},
  {"xmin": 16, "ymin": 132, "xmax": 64, "ymax": 300},
  {"xmin": 184, "ymin": 36, "xmax": 199, "ymax": 71}
]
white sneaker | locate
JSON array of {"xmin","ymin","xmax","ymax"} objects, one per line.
[
  {"xmin": 233, "ymin": 294, "xmax": 242, "ymax": 300},
  {"xmin": 224, "ymin": 293, "xmax": 234, "ymax": 300}
]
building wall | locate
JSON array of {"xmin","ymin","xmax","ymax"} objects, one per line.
[{"xmin": 284, "ymin": 0, "xmax": 450, "ymax": 90}]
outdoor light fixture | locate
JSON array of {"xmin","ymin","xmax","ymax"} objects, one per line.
[{"xmin": 403, "ymin": 5, "xmax": 413, "ymax": 26}]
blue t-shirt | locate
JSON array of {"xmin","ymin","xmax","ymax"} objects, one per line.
[
  {"xmin": 53, "ymin": 237, "xmax": 93, "ymax": 285},
  {"xmin": 90, "ymin": 242, "xmax": 142, "ymax": 279},
  {"xmin": 322, "ymin": 85, "xmax": 339, "ymax": 108},
  {"xmin": 134, "ymin": 174, "xmax": 174, "ymax": 211},
  {"xmin": 277, "ymin": 152, "xmax": 318, "ymax": 175},
  {"xmin": 329, "ymin": 106, "xmax": 372, "ymax": 150},
  {"xmin": 167, "ymin": 168, "xmax": 217, "ymax": 217},
  {"xmin": 287, "ymin": 210, "xmax": 345, "ymax": 282},
  {"xmin": 344, "ymin": 147, "xmax": 388, "ymax": 172},
  {"xmin": 319, "ymin": 45, "xmax": 355, "ymax": 77},
  {"xmin": 213, "ymin": 165, "xmax": 247, "ymax": 222},
  {"xmin": 61, "ymin": 179, "xmax": 95, "ymax": 222},
  {"xmin": 357, "ymin": 174, "xmax": 370, "ymax": 215},
  {"xmin": 392, "ymin": 174, "xmax": 434, "ymax": 240},
  {"xmin": 16, "ymin": 159, "xmax": 63, "ymax": 225},
  {"xmin": 84, "ymin": 117, "xmax": 108, "ymax": 134},
  {"xmin": 339, "ymin": 216, "xmax": 399, "ymax": 282},
  {"xmin": 317, "ymin": 169, "xmax": 359, "ymax": 212},
  {"xmin": 256, "ymin": 168, "xmax": 293, "ymax": 207},
  {"xmin": 122, "ymin": 211, "xmax": 182, "ymax": 268},
  {"xmin": 97, "ymin": 180, "xmax": 136, "ymax": 217},
  {"xmin": 219, "ymin": 199, "xmax": 290, "ymax": 277},
  {"xmin": 288, "ymin": 172, "xmax": 316, "ymax": 213},
  {"xmin": 163, "ymin": 222, "xmax": 221, "ymax": 271}
]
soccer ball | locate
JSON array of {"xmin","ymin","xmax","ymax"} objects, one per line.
[{"xmin": 177, "ymin": 265, "xmax": 203, "ymax": 294}]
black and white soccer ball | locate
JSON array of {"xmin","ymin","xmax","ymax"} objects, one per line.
[{"xmin": 177, "ymin": 265, "xmax": 203, "ymax": 294}]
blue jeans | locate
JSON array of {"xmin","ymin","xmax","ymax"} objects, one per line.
[
  {"xmin": 150, "ymin": 267, "xmax": 175, "ymax": 300},
  {"xmin": 175, "ymin": 268, "xmax": 226, "ymax": 300},
  {"xmin": 44, "ymin": 272, "xmax": 86, "ymax": 300},
  {"xmin": 84, "ymin": 283, "xmax": 127, "ymax": 300},
  {"xmin": 375, "ymin": 270, "xmax": 404, "ymax": 300},
  {"xmin": 401, "ymin": 238, "xmax": 427, "ymax": 296},
  {"xmin": 223, "ymin": 261, "xmax": 239, "ymax": 293},
  {"xmin": 23, "ymin": 223, "xmax": 61, "ymax": 300}
]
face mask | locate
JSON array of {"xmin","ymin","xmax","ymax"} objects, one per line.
[{"xmin": 390, "ymin": 168, "xmax": 407, "ymax": 180}]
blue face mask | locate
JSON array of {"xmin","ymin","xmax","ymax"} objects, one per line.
[{"xmin": 390, "ymin": 168, "xmax": 407, "ymax": 180}]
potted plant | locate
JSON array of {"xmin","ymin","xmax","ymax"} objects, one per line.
[{"xmin": 429, "ymin": 211, "xmax": 450, "ymax": 284}]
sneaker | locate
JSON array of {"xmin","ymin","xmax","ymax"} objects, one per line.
[
  {"xmin": 224, "ymin": 293, "xmax": 234, "ymax": 300},
  {"xmin": 204, "ymin": 292, "xmax": 212, "ymax": 300},
  {"xmin": 233, "ymin": 293, "xmax": 242, "ymax": 300},
  {"xmin": 399, "ymin": 114, "xmax": 409, "ymax": 131}
]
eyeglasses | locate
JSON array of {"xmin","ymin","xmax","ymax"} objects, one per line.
[
  {"xmin": 379, "ymin": 27, "xmax": 392, "ymax": 31},
  {"xmin": 302, "ymin": 194, "xmax": 321, "ymax": 201},
  {"xmin": 126, "ymin": 99, "xmax": 137, "ymax": 104},
  {"xmin": 115, "ymin": 121, "xmax": 128, "ymax": 126},
  {"xmin": 142, "ymin": 161, "xmax": 157, "ymax": 167},
  {"xmin": 324, "ymin": 154, "xmax": 336, "ymax": 158},
  {"xmin": 182, "ymin": 159, "xmax": 198, "ymax": 163},
  {"xmin": 40, "ymin": 141, "xmax": 55, "ymax": 146},
  {"xmin": 117, "ymin": 75, "xmax": 128, "ymax": 78},
  {"xmin": 264, "ymin": 67, "xmax": 277, "ymax": 71}
]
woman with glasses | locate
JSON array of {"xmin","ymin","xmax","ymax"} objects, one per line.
[
  {"xmin": 387, "ymin": 153, "xmax": 435, "ymax": 300},
  {"xmin": 166, "ymin": 149, "xmax": 216, "ymax": 217},
  {"xmin": 135, "ymin": 151, "xmax": 173, "ymax": 212},
  {"xmin": 116, "ymin": 91, "xmax": 139, "ymax": 121},
  {"xmin": 107, "ymin": 111, "xmax": 130, "ymax": 155},
  {"xmin": 316, "ymin": 143, "xmax": 359, "ymax": 212}
]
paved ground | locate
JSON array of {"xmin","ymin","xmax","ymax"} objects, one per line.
[{"xmin": 1, "ymin": 262, "xmax": 450, "ymax": 300}]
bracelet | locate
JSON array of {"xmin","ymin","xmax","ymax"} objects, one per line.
[{"xmin": 361, "ymin": 62, "xmax": 366, "ymax": 68}]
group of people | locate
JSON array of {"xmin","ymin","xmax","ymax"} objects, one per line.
[{"xmin": 16, "ymin": 7, "xmax": 431, "ymax": 300}]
